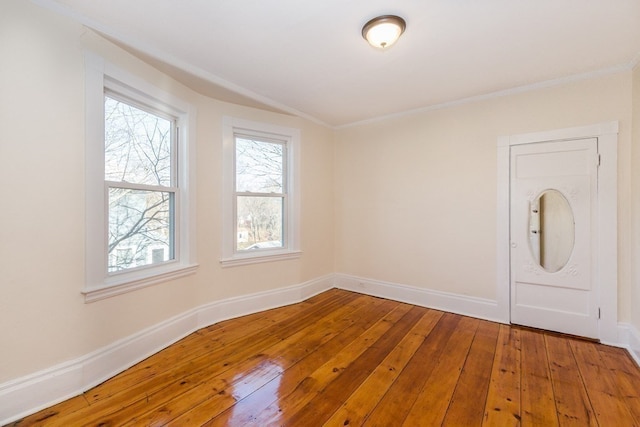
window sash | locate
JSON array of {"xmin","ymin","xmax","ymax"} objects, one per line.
[
  {"xmin": 221, "ymin": 117, "xmax": 300, "ymax": 267},
  {"xmin": 234, "ymin": 135, "xmax": 287, "ymax": 194},
  {"xmin": 106, "ymin": 185, "xmax": 177, "ymax": 274},
  {"xmin": 234, "ymin": 193, "xmax": 287, "ymax": 252},
  {"xmin": 105, "ymin": 180, "xmax": 178, "ymax": 193},
  {"xmin": 104, "ymin": 91, "xmax": 179, "ymax": 189},
  {"xmin": 104, "ymin": 92, "xmax": 179, "ymax": 274},
  {"xmin": 233, "ymin": 134, "xmax": 288, "ymax": 253}
]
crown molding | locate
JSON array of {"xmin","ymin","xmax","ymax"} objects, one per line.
[{"xmin": 338, "ymin": 63, "xmax": 633, "ymax": 129}]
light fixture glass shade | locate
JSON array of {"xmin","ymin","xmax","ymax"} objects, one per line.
[{"xmin": 362, "ymin": 15, "xmax": 406, "ymax": 49}]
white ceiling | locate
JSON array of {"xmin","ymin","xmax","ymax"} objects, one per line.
[{"xmin": 35, "ymin": 0, "xmax": 640, "ymax": 128}]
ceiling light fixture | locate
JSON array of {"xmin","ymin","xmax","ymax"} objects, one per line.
[{"xmin": 362, "ymin": 15, "xmax": 406, "ymax": 49}]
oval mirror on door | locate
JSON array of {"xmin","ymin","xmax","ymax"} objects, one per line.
[{"xmin": 528, "ymin": 189, "xmax": 575, "ymax": 273}]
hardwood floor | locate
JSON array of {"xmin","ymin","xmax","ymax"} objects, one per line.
[{"xmin": 9, "ymin": 289, "xmax": 640, "ymax": 426}]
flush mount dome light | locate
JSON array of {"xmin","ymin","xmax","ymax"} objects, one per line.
[{"xmin": 362, "ymin": 15, "xmax": 406, "ymax": 49}]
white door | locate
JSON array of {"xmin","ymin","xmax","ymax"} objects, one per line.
[{"xmin": 510, "ymin": 138, "xmax": 599, "ymax": 338}]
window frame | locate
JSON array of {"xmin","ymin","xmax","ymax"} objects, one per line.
[
  {"xmin": 84, "ymin": 52, "xmax": 197, "ymax": 302},
  {"xmin": 221, "ymin": 117, "xmax": 301, "ymax": 267},
  {"xmin": 104, "ymin": 90, "xmax": 178, "ymax": 274}
]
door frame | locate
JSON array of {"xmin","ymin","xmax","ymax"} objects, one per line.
[{"xmin": 496, "ymin": 122, "xmax": 618, "ymax": 343}]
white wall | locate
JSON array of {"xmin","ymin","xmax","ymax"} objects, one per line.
[
  {"xmin": 335, "ymin": 72, "xmax": 633, "ymax": 322},
  {"xmin": 0, "ymin": 0, "xmax": 335, "ymax": 384}
]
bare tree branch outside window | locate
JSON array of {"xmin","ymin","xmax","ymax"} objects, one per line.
[
  {"xmin": 104, "ymin": 95, "xmax": 175, "ymax": 272},
  {"xmin": 235, "ymin": 137, "xmax": 285, "ymax": 250}
]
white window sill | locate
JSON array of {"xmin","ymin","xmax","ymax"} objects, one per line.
[
  {"xmin": 83, "ymin": 263, "xmax": 199, "ymax": 303},
  {"xmin": 220, "ymin": 250, "xmax": 302, "ymax": 268}
]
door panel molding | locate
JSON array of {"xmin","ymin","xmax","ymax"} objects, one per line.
[{"xmin": 497, "ymin": 122, "xmax": 618, "ymax": 342}]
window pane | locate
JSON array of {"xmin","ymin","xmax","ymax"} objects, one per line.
[
  {"xmin": 236, "ymin": 137, "xmax": 283, "ymax": 193},
  {"xmin": 108, "ymin": 188, "xmax": 174, "ymax": 272},
  {"xmin": 105, "ymin": 96, "xmax": 172, "ymax": 186},
  {"xmin": 237, "ymin": 196, "xmax": 283, "ymax": 251}
]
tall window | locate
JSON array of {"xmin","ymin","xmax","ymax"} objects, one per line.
[
  {"xmin": 104, "ymin": 93, "xmax": 176, "ymax": 272},
  {"xmin": 84, "ymin": 53, "xmax": 196, "ymax": 301},
  {"xmin": 222, "ymin": 118, "xmax": 300, "ymax": 266},
  {"xmin": 235, "ymin": 135, "xmax": 286, "ymax": 251}
]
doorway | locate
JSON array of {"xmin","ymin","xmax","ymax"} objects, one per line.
[
  {"xmin": 510, "ymin": 138, "xmax": 598, "ymax": 338},
  {"xmin": 496, "ymin": 123, "xmax": 618, "ymax": 342}
]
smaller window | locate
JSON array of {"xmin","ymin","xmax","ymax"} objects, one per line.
[
  {"xmin": 235, "ymin": 135, "xmax": 286, "ymax": 251},
  {"xmin": 221, "ymin": 118, "xmax": 300, "ymax": 266}
]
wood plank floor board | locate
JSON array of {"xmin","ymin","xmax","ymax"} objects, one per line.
[
  {"xmin": 322, "ymin": 309, "xmax": 443, "ymax": 427},
  {"xmin": 596, "ymin": 347, "xmax": 640, "ymax": 423},
  {"xmin": 441, "ymin": 320, "xmax": 500, "ymax": 426},
  {"xmin": 8, "ymin": 289, "xmax": 640, "ymax": 427},
  {"xmin": 520, "ymin": 328, "xmax": 559, "ymax": 426},
  {"xmin": 570, "ymin": 338, "xmax": 639, "ymax": 426},
  {"xmin": 281, "ymin": 305, "xmax": 427, "ymax": 426},
  {"xmin": 199, "ymin": 298, "xmax": 403, "ymax": 427},
  {"xmin": 544, "ymin": 334, "xmax": 597, "ymax": 426},
  {"xmin": 8, "ymin": 393, "xmax": 90, "ymax": 426},
  {"xmin": 245, "ymin": 302, "xmax": 416, "ymax": 426},
  {"xmin": 402, "ymin": 316, "xmax": 480, "ymax": 426},
  {"xmin": 362, "ymin": 312, "xmax": 464, "ymax": 427},
  {"xmin": 482, "ymin": 324, "xmax": 522, "ymax": 426}
]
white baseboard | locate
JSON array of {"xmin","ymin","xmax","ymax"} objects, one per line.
[
  {"xmin": 0, "ymin": 274, "xmax": 334, "ymax": 426},
  {"xmin": 616, "ymin": 323, "xmax": 640, "ymax": 367},
  {"xmin": 629, "ymin": 324, "xmax": 640, "ymax": 367},
  {"xmin": 196, "ymin": 274, "xmax": 333, "ymax": 327},
  {"xmin": 335, "ymin": 273, "xmax": 505, "ymax": 323}
]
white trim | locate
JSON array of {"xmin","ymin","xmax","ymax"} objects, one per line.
[
  {"xmin": 339, "ymin": 68, "xmax": 630, "ymax": 129},
  {"xmin": 612, "ymin": 323, "xmax": 640, "ymax": 367},
  {"xmin": 335, "ymin": 274, "xmax": 504, "ymax": 323},
  {"xmin": 498, "ymin": 121, "xmax": 619, "ymax": 146},
  {"xmin": 83, "ymin": 264, "xmax": 199, "ymax": 302},
  {"xmin": 196, "ymin": 274, "xmax": 333, "ymax": 327},
  {"xmin": 595, "ymin": 129, "xmax": 619, "ymax": 343},
  {"xmin": 84, "ymin": 51, "xmax": 198, "ymax": 301},
  {"xmin": 621, "ymin": 323, "xmax": 640, "ymax": 367},
  {"xmin": 220, "ymin": 250, "xmax": 302, "ymax": 268},
  {"xmin": 497, "ymin": 122, "xmax": 619, "ymax": 342},
  {"xmin": 496, "ymin": 137, "xmax": 511, "ymax": 323},
  {"xmin": 84, "ymin": 51, "xmax": 106, "ymax": 294},
  {"xmin": 0, "ymin": 274, "xmax": 335, "ymax": 425}
]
